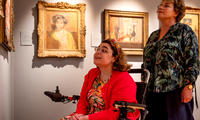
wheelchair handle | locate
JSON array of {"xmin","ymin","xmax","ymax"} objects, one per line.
[{"xmin": 128, "ymin": 68, "xmax": 150, "ymax": 104}]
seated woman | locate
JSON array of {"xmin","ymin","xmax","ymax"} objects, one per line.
[{"xmin": 61, "ymin": 39, "xmax": 140, "ymax": 120}]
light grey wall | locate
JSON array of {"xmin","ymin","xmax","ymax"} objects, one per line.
[
  {"xmin": 0, "ymin": 46, "xmax": 12, "ymax": 120},
  {"xmin": 0, "ymin": 0, "xmax": 197, "ymax": 120}
]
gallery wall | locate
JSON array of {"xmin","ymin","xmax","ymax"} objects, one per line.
[
  {"xmin": 0, "ymin": 0, "xmax": 199, "ymax": 120},
  {"xmin": 0, "ymin": 46, "xmax": 11, "ymax": 120}
]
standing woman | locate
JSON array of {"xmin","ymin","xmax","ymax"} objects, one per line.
[
  {"xmin": 61, "ymin": 39, "xmax": 140, "ymax": 120},
  {"xmin": 143, "ymin": 0, "xmax": 199, "ymax": 120}
]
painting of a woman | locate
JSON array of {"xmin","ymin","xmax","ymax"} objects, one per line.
[{"xmin": 46, "ymin": 14, "xmax": 77, "ymax": 50}]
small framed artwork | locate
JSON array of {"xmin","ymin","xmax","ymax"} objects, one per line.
[
  {"xmin": 104, "ymin": 9, "xmax": 148, "ymax": 55},
  {"xmin": 181, "ymin": 7, "xmax": 200, "ymax": 59},
  {"xmin": 37, "ymin": 1, "xmax": 86, "ymax": 58},
  {"xmin": 0, "ymin": 0, "xmax": 14, "ymax": 51}
]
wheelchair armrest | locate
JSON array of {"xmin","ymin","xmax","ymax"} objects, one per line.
[
  {"xmin": 114, "ymin": 101, "xmax": 148, "ymax": 120},
  {"xmin": 113, "ymin": 101, "xmax": 146, "ymax": 111}
]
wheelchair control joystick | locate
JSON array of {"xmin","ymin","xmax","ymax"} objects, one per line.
[{"xmin": 44, "ymin": 86, "xmax": 80, "ymax": 104}]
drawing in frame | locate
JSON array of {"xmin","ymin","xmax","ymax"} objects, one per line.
[
  {"xmin": 104, "ymin": 9, "xmax": 148, "ymax": 55},
  {"xmin": 180, "ymin": 6, "xmax": 200, "ymax": 59},
  {"xmin": 0, "ymin": 0, "xmax": 14, "ymax": 51},
  {"xmin": 37, "ymin": 1, "xmax": 86, "ymax": 58}
]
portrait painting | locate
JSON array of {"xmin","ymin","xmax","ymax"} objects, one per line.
[
  {"xmin": 104, "ymin": 9, "xmax": 148, "ymax": 55},
  {"xmin": 46, "ymin": 12, "xmax": 78, "ymax": 50},
  {"xmin": 37, "ymin": 1, "xmax": 86, "ymax": 57}
]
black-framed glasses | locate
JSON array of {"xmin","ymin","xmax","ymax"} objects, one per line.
[{"xmin": 94, "ymin": 47, "xmax": 109, "ymax": 54}]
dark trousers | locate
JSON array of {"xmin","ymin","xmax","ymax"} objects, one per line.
[{"xmin": 145, "ymin": 88, "xmax": 194, "ymax": 120}]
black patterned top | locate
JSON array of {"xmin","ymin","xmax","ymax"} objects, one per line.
[{"xmin": 143, "ymin": 23, "xmax": 200, "ymax": 92}]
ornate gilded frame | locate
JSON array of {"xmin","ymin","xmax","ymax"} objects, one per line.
[
  {"xmin": 0, "ymin": 0, "xmax": 14, "ymax": 51},
  {"xmin": 37, "ymin": 1, "xmax": 86, "ymax": 57},
  {"xmin": 104, "ymin": 9, "xmax": 148, "ymax": 55},
  {"xmin": 181, "ymin": 7, "xmax": 200, "ymax": 59}
]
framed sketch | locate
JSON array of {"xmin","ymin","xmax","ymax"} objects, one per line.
[
  {"xmin": 0, "ymin": 0, "xmax": 14, "ymax": 51},
  {"xmin": 181, "ymin": 7, "xmax": 200, "ymax": 59},
  {"xmin": 104, "ymin": 9, "xmax": 148, "ymax": 55},
  {"xmin": 37, "ymin": 1, "xmax": 86, "ymax": 57}
]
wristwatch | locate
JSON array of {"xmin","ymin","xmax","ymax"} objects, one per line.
[{"xmin": 188, "ymin": 84, "xmax": 193, "ymax": 90}]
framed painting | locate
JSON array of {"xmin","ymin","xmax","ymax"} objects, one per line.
[
  {"xmin": 104, "ymin": 9, "xmax": 148, "ymax": 55},
  {"xmin": 37, "ymin": 1, "xmax": 86, "ymax": 58},
  {"xmin": 0, "ymin": 0, "xmax": 14, "ymax": 51},
  {"xmin": 0, "ymin": 0, "xmax": 4, "ymax": 45},
  {"xmin": 0, "ymin": 18, "xmax": 3, "ymax": 44},
  {"xmin": 181, "ymin": 7, "xmax": 200, "ymax": 58},
  {"xmin": 0, "ymin": 0, "xmax": 4, "ymax": 17}
]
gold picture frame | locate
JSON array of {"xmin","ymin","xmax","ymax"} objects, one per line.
[
  {"xmin": 37, "ymin": 1, "xmax": 86, "ymax": 58},
  {"xmin": 0, "ymin": 0, "xmax": 14, "ymax": 51},
  {"xmin": 104, "ymin": 9, "xmax": 148, "ymax": 55},
  {"xmin": 181, "ymin": 7, "xmax": 200, "ymax": 59}
]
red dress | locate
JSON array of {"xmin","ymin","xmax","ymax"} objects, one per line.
[{"xmin": 76, "ymin": 68, "xmax": 140, "ymax": 120}]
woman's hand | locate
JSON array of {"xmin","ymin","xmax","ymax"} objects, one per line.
[
  {"xmin": 181, "ymin": 84, "xmax": 193, "ymax": 103},
  {"xmin": 60, "ymin": 115, "xmax": 72, "ymax": 120},
  {"xmin": 60, "ymin": 113, "xmax": 84, "ymax": 120},
  {"xmin": 79, "ymin": 115, "xmax": 89, "ymax": 120}
]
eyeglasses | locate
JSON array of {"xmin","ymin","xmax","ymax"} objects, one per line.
[{"xmin": 94, "ymin": 47, "xmax": 109, "ymax": 54}]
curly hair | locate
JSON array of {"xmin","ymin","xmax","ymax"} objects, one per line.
[
  {"xmin": 102, "ymin": 39, "xmax": 131, "ymax": 72},
  {"xmin": 163, "ymin": 0, "xmax": 185, "ymax": 22}
]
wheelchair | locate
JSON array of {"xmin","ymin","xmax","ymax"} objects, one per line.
[
  {"xmin": 113, "ymin": 68, "xmax": 150, "ymax": 120},
  {"xmin": 44, "ymin": 68, "xmax": 150, "ymax": 120}
]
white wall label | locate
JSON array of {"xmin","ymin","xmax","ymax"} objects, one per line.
[{"xmin": 20, "ymin": 31, "xmax": 32, "ymax": 46}]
